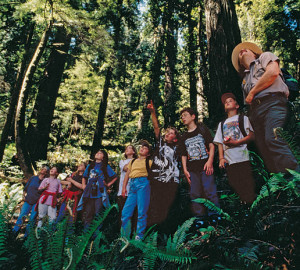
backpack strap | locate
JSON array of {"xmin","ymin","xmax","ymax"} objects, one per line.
[
  {"xmin": 238, "ymin": 114, "xmax": 247, "ymax": 138},
  {"xmin": 221, "ymin": 119, "xmax": 226, "ymax": 138}
]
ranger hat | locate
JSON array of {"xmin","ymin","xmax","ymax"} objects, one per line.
[{"xmin": 232, "ymin": 42, "xmax": 263, "ymax": 71}]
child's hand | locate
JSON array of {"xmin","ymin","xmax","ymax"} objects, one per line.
[
  {"xmin": 223, "ymin": 138, "xmax": 240, "ymax": 147},
  {"xmin": 147, "ymin": 100, "xmax": 155, "ymax": 112},
  {"xmin": 204, "ymin": 160, "xmax": 214, "ymax": 175},
  {"xmin": 183, "ymin": 170, "xmax": 191, "ymax": 185},
  {"xmin": 219, "ymin": 158, "xmax": 228, "ymax": 169}
]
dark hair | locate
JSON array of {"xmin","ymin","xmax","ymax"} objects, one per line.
[
  {"xmin": 140, "ymin": 140, "xmax": 152, "ymax": 155},
  {"xmin": 124, "ymin": 145, "xmax": 138, "ymax": 159},
  {"xmin": 180, "ymin": 107, "xmax": 198, "ymax": 123},
  {"xmin": 88, "ymin": 149, "xmax": 109, "ymax": 183}
]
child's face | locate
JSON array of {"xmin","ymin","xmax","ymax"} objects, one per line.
[
  {"xmin": 164, "ymin": 128, "xmax": 177, "ymax": 143},
  {"xmin": 139, "ymin": 145, "xmax": 150, "ymax": 157},
  {"xmin": 95, "ymin": 151, "xmax": 104, "ymax": 161},
  {"xmin": 39, "ymin": 168, "xmax": 48, "ymax": 178},
  {"xmin": 50, "ymin": 167, "xmax": 58, "ymax": 176},
  {"xmin": 224, "ymin": 98, "xmax": 239, "ymax": 112},
  {"xmin": 78, "ymin": 163, "xmax": 86, "ymax": 171},
  {"xmin": 180, "ymin": 111, "xmax": 195, "ymax": 126},
  {"xmin": 125, "ymin": 146, "xmax": 135, "ymax": 157}
]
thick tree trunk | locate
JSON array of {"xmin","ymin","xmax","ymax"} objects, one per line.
[
  {"xmin": 25, "ymin": 26, "xmax": 70, "ymax": 162},
  {"xmin": 0, "ymin": 23, "xmax": 35, "ymax": 162},
  {"xmin": 15, "ymin": 24, "xmax": 51, "ymax": 178},
  {"xmin": 91, "ymin": 67, "xmax": 112, "ymax": 157},
  {"xmin": 205, "ymin": 0, "xmax": 241, "ymax": 124},
  {"xmin": 163, "ymin": 0, "xmax": 179, "ymax": 127}
]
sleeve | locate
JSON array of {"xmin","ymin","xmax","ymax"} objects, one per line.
[
  {"xmin": 260, "ymin": 52, "xmax": 279, "ymax": 70},
  {"xmin": 83, "ymin": 165, "xmax": 90, "ymax": 178},
  {"xmin": 24, "ymin": 176, "xmax": 34, "ymax": 192},
  {"xmin": 178, "ymin": 136, "xmax": 187, "ymax": 157},
  {"xmin": 213, "ymin": 122, "xmax": 223, "ymax": 144},
  {"xmin": 39, "ymin": 179, "xmax": 47, "ymax": 189},
  {"xmin": 107, "ymin": 165, "xmax": 117, "ymax": 178},
  {"xmin": 244, "ymin": 116, "xmax": 254, "ymax": 134}
]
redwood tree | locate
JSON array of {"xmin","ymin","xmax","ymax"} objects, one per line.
[{"xmin": 204, "ymin": 0, "xmax": 241, "ymax": 125}]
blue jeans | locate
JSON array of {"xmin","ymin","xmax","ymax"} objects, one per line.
[
  {"xmin": 190, "ymin": 171, "xmax": 220, "ymax": 217},
  {"xmin": 13, "ymin": 201, "xmax": 37, "ymax": 237},
  {"xmin": 121, "ymin": 177, "xmax": 150, "ymax": 239}
]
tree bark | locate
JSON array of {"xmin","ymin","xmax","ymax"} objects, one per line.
[
  {"xmin": 0, "ymin": 23, "xmax": 35, "ymax": 162},
  {"xmin": 204, "ymin": 0, "xmax": 241, "ymax": 124},
  {"xmin": 25, "ymin": 26, "xmax": 70, "ymax": 161},
  {"xmin": 91, "ymin": 0, "xmax": 123, "ymax": 156},
  {"xmin": 15, "ymin": 24, "xmax": 51, "ymax": 178},
  {"xmin": 187, "ymin": 2, "xmax": 197, "ymax": 112},
  {"xmin": 91, "ymin": 67, "xmax": 112, "ymax": 157},
  {"xmin": 163, "ymin": 0, "xmax": 179, "ymax": 127}
]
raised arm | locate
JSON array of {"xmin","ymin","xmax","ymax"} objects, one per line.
[{"xmin": 147, "ymin": 100, "xmax": 160, "ymax": 139}]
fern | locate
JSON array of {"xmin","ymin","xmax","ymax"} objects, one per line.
[
  {"xmin": 274, "ymin": 127, "xmax": 300, "ymax": 163},
  {"xmin": 69, "ymin": 204, "xmax": 118, "ymax": 269},
  {"xmin": 193, "ymin": 198, "xmax": 232, "ymax": 221},
  {"xmin": 251, "ymin": 170, "xmax": 300, "ymax": 210}
]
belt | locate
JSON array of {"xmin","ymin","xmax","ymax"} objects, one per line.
[{"xmin": 251, "ymin": 92, "xmax": 286, "ymax": 107}]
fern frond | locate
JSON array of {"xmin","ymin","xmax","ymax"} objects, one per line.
[{"xmin": 193, "ymin": 198, "xmax": 232, "ymax": 221}]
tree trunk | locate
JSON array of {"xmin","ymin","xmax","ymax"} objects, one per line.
[
  {"xmin": 91, "ymin": 0, "xmax": 123, "ymax": 156},
  {"xmin": 163, "ymin": 0, "xmax": 179, "ymax": 127},
  {"xmin": 91, "ymin": 67, "xmax": 112, "ymax": 157},
  {"xmin": 187, "ymin": 3, "xmax": 197, "ymax": 112},
  {"xmin": 25, "ymin": 26, "xmax": 70, "ymax": 162},
  {"xmin": 0, "ymin": 23, "xmax": 35, "ymax": 162},
  {"xmin": 15, "ymin": 24, "xmax": 51, "ymax": 178},
  {"xmin": 204, "ymin": 0, "xmax": 241, "ymax": 125},
  {"xmin": 197, "ymin": 2, "xmax": 209, "ymax": 121}
]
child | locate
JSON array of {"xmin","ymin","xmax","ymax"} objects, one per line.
[
  {"xmin": 13, "ymin": 166, "xmax": 49, "ymax": 236},
  {"xmin": 37, "ymin": 167, "xmax": 62, "ymax": 227},
  {"xmin": 117, "ymin": 145, "xmax": 137, "ymax": 223},
  {"xmin": 79, "ymin": 150, "xmax": 117, "ymax": 228},
  {"xmin": 57, "ymin": 163, "xmax": 86, "ymax": 222},
  {"xmin": 213, "ymin": 93, "xmax": 256, "ymax": 204},
  {"xmin": 121, "ymin": 141, "xmax": 153, "ymax": 240},
  {"xmin": 147, "ymin": 101, "xmax": 180, "ymax": 227},
  {"xmin": 179, "ymin": 107, "xmax": 220, "ymax": 220}
]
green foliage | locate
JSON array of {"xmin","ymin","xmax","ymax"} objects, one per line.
[{"xmin": 193, "ymin": 198, "xmax": 232, "ymax": 221}]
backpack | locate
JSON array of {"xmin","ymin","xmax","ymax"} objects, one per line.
[
  {"xmin": 281, "ymin": 68, "xmax": 299, "ymax": 102},
  {"xmin": 130, "ymin": 157, "xmax": 152, "ymax": 176},
  {"xmin": 221, "ymin": 114, "xmax": 247, "ymax": 138}
]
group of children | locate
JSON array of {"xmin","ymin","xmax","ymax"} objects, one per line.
[{"xmin": 13, "ymin": 94, "xmax": 257, "ymax": 240}]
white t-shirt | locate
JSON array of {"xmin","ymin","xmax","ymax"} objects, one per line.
[
  {"xmin": 213, "ymin": 115, "xmax": 253, "ymax": 165},
  {"xmin": 117, "ymin": 158, "xmax": 132, "ymax": 196}
]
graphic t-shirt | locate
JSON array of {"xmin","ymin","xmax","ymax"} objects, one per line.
[
  {"xmin": 83, "ymin": 162, "xmax": 116, "ymax": 198},
  {"xmin": 179, "ymin": 124, "xmax": 213, "ymax": 172},
  {"xmin": 150, "ymin": 135, "xmax": 179, "ymax": 184},
  {"xmin": 213, "ymin": 115, "xmax": 253, "ymax": 165}
]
